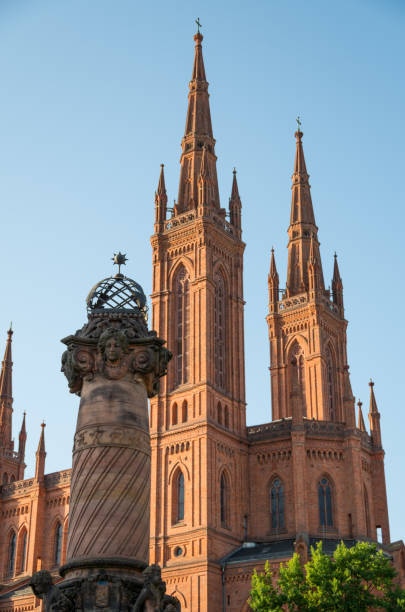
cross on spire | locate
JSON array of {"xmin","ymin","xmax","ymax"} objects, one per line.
[
  {"xmin": 296, "ymin": 115, "xmax": 302, "ymax": 131},
  {"xmin": 195, "ymin": 17, "xmax": 202, "ymax": 33}
]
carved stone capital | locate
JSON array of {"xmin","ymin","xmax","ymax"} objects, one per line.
[{"xmin": 61, "ymin": 316, "xmax": 171, "ymax": 397}]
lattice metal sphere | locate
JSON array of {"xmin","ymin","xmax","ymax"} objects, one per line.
[{"xmin": 86, "ymin": 274, "xmax": 148, "ymax": 318}]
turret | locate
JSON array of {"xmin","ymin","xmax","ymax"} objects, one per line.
[
  {"xmin": 268, "ymin": 248, "xmax": 279, "ymax": 312},
  {"xmin": 229, "ymin": 168, "xmax": 242, "ymax": 236},
  {"xmin": 154, "ymin": 164, "xmax": 167, "ymax": 233},
  {"xmin": 368, "ymin": 380, "xmax": 382, "ymax": 447},
  {"xmin": 35, "ymin": 422, "xmax": 46, "ymax": 482}
]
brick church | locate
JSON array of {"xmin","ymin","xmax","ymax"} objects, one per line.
[{"xmin": 0, "ymin": 31, "xmax": 404, "ymax": 612}]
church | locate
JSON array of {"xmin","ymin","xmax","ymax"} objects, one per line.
[{"xmin": 0, "ymin": 30, "xmax": 404, "ymax": 612}]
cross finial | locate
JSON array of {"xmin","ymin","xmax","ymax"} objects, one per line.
[
  {"xmin": 112, "ymin": 252, "xmax": 128, "ymax": 276},
  {"xmin": 195, "ymin": 17, "xmax": 202, "ymax": 33},
  {"xmin": 296, "ymin": 116, "xmax": 302, "ymax": 131}
]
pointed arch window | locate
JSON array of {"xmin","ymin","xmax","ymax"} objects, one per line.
[
  {"xmin": 364, "ymin": 487, "xmax": 371, "ymax": 537},
  {"xmin": 290, "ymin": 343, "xmax": 306, "ymax": 412},
  {"xmin": 224, "ymin": 405, "xmax": 229, "ymax": 429},
  {"xmin": 172, "ymin": 402, "xmax": 178, "ymax": 426},
  {"xmin": 8, "ymin": 532, "xmax": 16, "ymax": 576},
  {"xmin": 181, "ymin": 400, "xmax": 188, "ymax": 423},
  {"xmin": 214, "ymin": 273, "xmax": 226, "ymax": 391},
  {"xmin": 172, "ymin": 470, "xmax": 185, "ymax": 524},
  {"xmin": 17, "ymin": 529, "xmax": 27, "ymax": 573},
  {"xmin": 326, "ymin": 347, "xmax": 336, "ymax": 421},
  {"xmin": 270, "ymin": 478, "xmax": 285, "ymax": 530},
  {"xmin": 217, "ymin": 401, "xmax": 222, "ymax": 425},
  {"xmin": 318, "ymin": 477, "xmax": 333, "ymax": 527},
  {"xmin": 174, "ymin": 267, "xmax": 190, "ymax": 387},
  {"xmin": 54, "ymin": 522, "xmax": 62, "ymax": 566},
  {"xmin": 220, "ymin": 472, "xmax": 229, "ymax": 527}
]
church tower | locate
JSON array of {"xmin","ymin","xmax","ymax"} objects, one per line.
[{"xmin": 149, "ymin": 30, "xmax": 247, "ymax": 610}]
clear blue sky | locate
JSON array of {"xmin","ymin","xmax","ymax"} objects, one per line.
[{"xmin": 0, "ymin": 0, "xmax": 404, "ymax": 541}]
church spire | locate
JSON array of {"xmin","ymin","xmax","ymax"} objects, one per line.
[
  {"xmin": 176, "ymin": 31, "xmax": 220, "ymax": 213},
  {"xmin": 286, "ymin": 128, "xmax": 324, "ymax": 296},
  {"xmin": 154, "ymin": 164, "xmax": 167, "ymax": 231},
  {"xmin": 0, "ymin": 327, "xmax": 13, "ymax": 449}
]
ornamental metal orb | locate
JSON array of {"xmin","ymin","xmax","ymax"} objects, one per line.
[{"xmin": 86, "ymin": 274, "xmax": 148, "ymax": 319}]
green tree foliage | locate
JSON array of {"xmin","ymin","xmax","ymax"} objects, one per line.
[{"xmin": 249, "ymin": 541, "xmax": 405, "ymax": 611}]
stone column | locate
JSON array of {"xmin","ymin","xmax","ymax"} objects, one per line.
[{"xmin": 30, "ymin": 264, "xmax": 180, "ymax": 611}]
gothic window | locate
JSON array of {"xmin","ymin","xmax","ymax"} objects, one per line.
[
  {"xmin": 10, "ymin": 475, "xmax": 15, "ymax": 483},
  {"xmin": 220, "ymin": 472, "xmax": 229, "ymax": 527},
  {"xmin": 2, "ymin": 473, "xmax": 8, "ymax": 484},
  {"xmin": 173, "ymin": 470, "xmax": 185, "ymax": 524},
  {"xmin": 181, "ymin": 400, "xmax": 188, "ymax": 423},
  {"xmin": 174, "ymin": 266, "xmax": 190, "ymax": 387},
  {"xmin": 326, "ymin": 347, "xmax": 336, "ymax": 421},
  {"xmin": 217, "ymin": 401, "xmax": 222, "ymax": 425},
  {"xmin": 290, "ymin": 343, "xmax": 306, "ymax": 412},
  {"xmin": 54, "ymin": 522, "xmax": 62, "ymax": 566},
  {"xmin": 172, "ymin": 403, "xmax": 178, "ymax": 426},
  {"xmin": 364, "ymin": 487, "xmax": 371, "ymax": 537},
  {"xmin": 318, "ymin": 477, "xmax": 333, "ymax": 527},
  {"xmin": 224, "ymin": 405, "xmax": 229, "ymax": 429},
  {"xmin": 8, "ymin": 531, "xmax": 16, "ymax": 576},
  {"xmin": 18, "ymin": 529, "xmax": 27, "ymax": 573},
  {"xmin": 270, "ymin": 478, "xmax": 285, "ymax": 530},
  {"xmin": 214, "ymin": 273, "xmax": 226, "ymax": 390}
]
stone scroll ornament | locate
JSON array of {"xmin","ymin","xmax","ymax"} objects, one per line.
[{"xmin": 31, "ymin": 257, "xmax": 179, "ymax": 611}]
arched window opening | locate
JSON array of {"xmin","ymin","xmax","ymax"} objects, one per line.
[
  {"xmin": 364, "ymin": 487, "xmax": 371, "ymax": 537},
  {"xmin": 174, "ymin": 267, "xmax": 190, "ymax": 387},
  {"xmin": 270, "ymin": 478, "xmax": 285, "ymax": 530},
  {"xmin": 54, "ymin": 523, "xmax": 62, "ymax": 566},
  {"xmin": 2, "ymin": 472, "xmax": 8, "ymax": 484},
  {"xmin": 318, "ymin": 478, "xmax": 333, "ymax": 527},
  {"xmin": 171, "ymin": 403, "xmax": 178, "ymax": 426},
  {"xmin": 10, "ymin": 475, "xmax": 15, "ymax": 483},
  {"xmin": 326, "ymin": 347, "xmax": 336, "ymax": 421},
  {"xmin": 173, "ymin": 470, "xmax": 185, "ymax": 524},
  {"xmin": 18, "ymin": 529, "xmax": 27, "ymax": 573},
  {"xmin": 290, "ymin": 343, "xmax": 306, "ymax": 413},
  {"xmin": 217, "ymin": 402, "xmax": 222, "ymax": 425},
  {"xmin": 220, "ymin": 473, "xmax": 229, "ymax": 527},
  {"xmin": 224, "ymin": 406, "xmax": 229, "ymax": 429},
  {"xmin": 181, "ymin": 400, "xmax": 188, "ymax": 423},
  {"xmin": 214, "ymin": 273, "xmax": 226, "ymax": 391},
  {"xmin": 8, "ymin": 532, "xmax": 16, "ymax": 576}
]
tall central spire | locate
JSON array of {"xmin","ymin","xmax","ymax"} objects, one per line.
[
  {"xmin": 176, "ymin": 32, "xmax": 220, "ymax": 213},
  {"xmin": 286, "ymin": 130, "xmax": 324, "ymax": 296}
]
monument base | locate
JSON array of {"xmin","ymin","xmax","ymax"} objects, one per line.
[{"xmin": 30, "ymin": 560, "xmax": 179, "ymax": 611}]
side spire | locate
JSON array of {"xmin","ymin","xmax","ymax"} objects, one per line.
[
  {"xmin": 176, "ymin": 32, "xmax": 220, "ymax": 213},
  {"xmin": 154, "ymin": 164, "xmax": 167, "ymax": 231},
  {"xmin": 357, "ymin": 400, "xmax": 366, "ymax": 432},
  {"xmin": 18, "ymin": 412, "xmax": 26, "ymax": 479},
  {"xmin": 268, "ymin": 248, "xmax": 279, "ymax": 312},
  {"xmin": 229, "ymin": 168, "xmax": 242, "ymax": 235},
  {"xmin": 35, "ymin": 422, "xmax": 46, "ymax": 481},
  {"xmin": 368, "ymin": 380, "xmax": 382, "ymax": 447},
  {"xmin": 0, "ymin": 327, "xmax": 14, "ymax": 449},
  {"xmin": 332, "ymin": 253, "xmax": 344, "ymax": 310},
  {"xmin": 286, "ymin": 129, "xmax": 325, "ymax": 296}
]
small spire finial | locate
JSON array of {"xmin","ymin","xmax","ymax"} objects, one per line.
[
  {"xmin": 357, "ymin": 399, "xmax": 362, "ymax": 408},
  {"xmin": 195, "ymin": 17, "xmax": 202, "ymax": 33},
  {"xmin": 112, "ymin": 252, "xmax": 128, "ymax": 277},
  {"xmin": 369, "ymin": 379, "xmax": 374, "ymax": 387},
  {"xmin": 296, "ymin": 116, "xmax": 302, "ymax": 131},
  {"xmin": 233, "ymin": 167, "xmax": 237, "ymax": 174}
]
